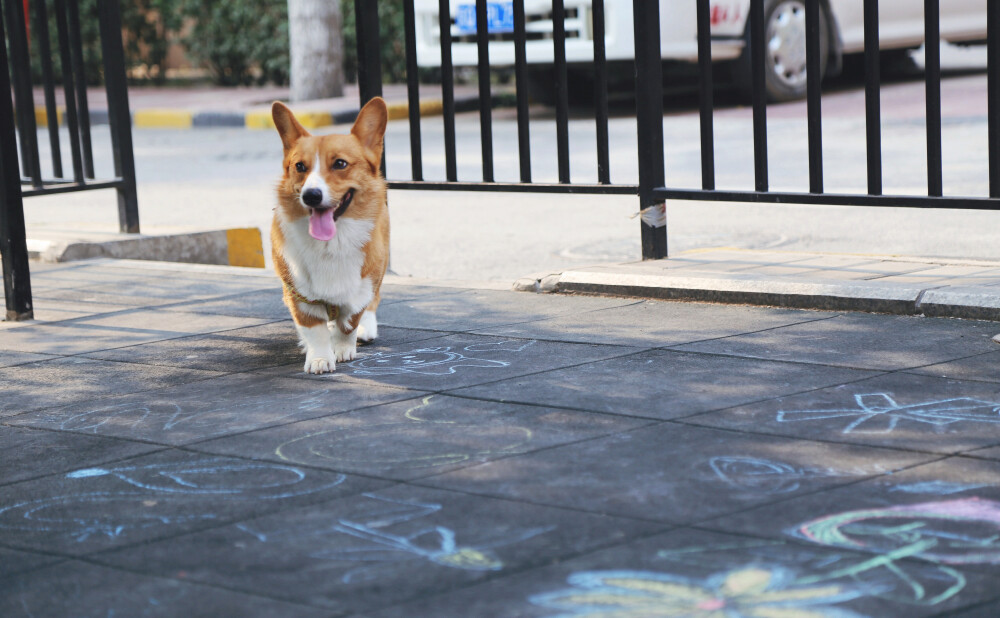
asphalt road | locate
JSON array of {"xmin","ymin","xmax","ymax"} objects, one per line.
[{"xmin": 23, "ymin": 43, "xmax": 1000, "ymax": 281}]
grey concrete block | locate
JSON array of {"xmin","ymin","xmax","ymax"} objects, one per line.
[{"xmin": 919, "ymin": 286, "xmax": 1000, "ymax": 320}]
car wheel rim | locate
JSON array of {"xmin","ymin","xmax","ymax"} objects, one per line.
[{"xmin": 766, "ymin": 1, "xmax": 808, "ymax": 90}]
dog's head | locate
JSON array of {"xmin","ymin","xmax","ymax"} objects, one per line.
[{"xmin": 272, "ymin": 98, "xmax": 387, "ymax": 241}]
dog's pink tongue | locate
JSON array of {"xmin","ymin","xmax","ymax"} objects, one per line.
[{"xmin": 308, "ymin": 209, "xmax": 337, "ymax": 241}]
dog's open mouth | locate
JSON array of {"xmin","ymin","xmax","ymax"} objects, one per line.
[{"xmin": 307, "ymin": 189, "xmax": 354, "ymax": 241}]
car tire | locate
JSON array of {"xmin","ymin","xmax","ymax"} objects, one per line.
[{"xmin": 733, "ymin": 0, "xmax": 831, "ymax": 103}]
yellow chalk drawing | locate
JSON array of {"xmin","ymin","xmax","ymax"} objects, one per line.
[
  {"xmin": 275, "ymin": 396, "xmax": 533, "ymax": 470},
  {"xmin": 530, "ymin": 567, "xmax": 867, "ymax": 617}
]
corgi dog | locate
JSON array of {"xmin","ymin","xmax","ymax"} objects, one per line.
[{"xmin": 270, "ymin": 98, "xmax": 389, "ymax": 374}]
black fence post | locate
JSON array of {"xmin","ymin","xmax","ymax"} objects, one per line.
[
  {"xmin": 632, "ymin": 0, "xmax": 666, "ymax": 259},
  {"xmin": 0, "ymin": 6, "xmax": 33, "ymax": 321},
  {"xmin": 97, "ymin": 0, "xmax": 140, "ymax": 233},
  {"xmin": 355, "ymin": 0, "xmax": 384, "ymax": 105}
]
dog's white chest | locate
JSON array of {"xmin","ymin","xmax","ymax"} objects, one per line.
[{"xmin": 280, "ymin": 216, "xmax": 375, "ymax": 315}]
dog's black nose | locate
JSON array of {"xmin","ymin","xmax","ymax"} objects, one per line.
[{"xmin": 302, "ymin": 188, "xmax": 323, "ymax": 207}]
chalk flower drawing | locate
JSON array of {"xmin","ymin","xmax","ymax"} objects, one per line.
[
  {"xmin": 776, "ymin": 393, "xmax": 1000, "ymax": 434},
  {"xmin": 530, "ymin": 568, "xmax": 866, "ymax": 617},
  {"xmin": 347, "ymin": 340, "xmax": 535, "ymax": 376}
]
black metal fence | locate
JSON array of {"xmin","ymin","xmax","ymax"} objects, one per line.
[
  {"xmin": 0, "ymin": 0, "xmax": 137, "ymax": 321},
  {"xmin": 354, "ymin": 0, "xmax": 1000, "ymax": 263}
]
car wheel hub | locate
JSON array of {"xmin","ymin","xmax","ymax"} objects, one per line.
[{"xmin": 766, "ymin": 1, "xmax": 808, "ymax": 89}]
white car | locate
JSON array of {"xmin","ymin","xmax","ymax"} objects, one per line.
[{"xmin": 413, "ymin": 0, "xmax": 988, "ymax": 102}]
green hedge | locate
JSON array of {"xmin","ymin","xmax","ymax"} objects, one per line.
[{"xmin": 27, "ymin": 0, "xmax": 412, "ymax": 87}]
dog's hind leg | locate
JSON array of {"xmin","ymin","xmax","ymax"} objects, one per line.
[{"xmin": 357, "ymin": 292, "xmax": 380, "ymax": 343}]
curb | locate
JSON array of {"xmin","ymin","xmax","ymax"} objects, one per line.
[
  {"xmin": 514, "ymin": 269, "xmax": 1000, "ymax": 321},
  {"xmin": 27, "ymin": 227, "xmax": 265, "ymax": 269},
  {"xmin": 31, "ymin": 93, "xmax": 515, "ymax": 130}
]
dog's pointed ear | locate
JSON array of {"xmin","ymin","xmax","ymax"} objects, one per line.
[
  {"xmin": 272, "ymin": 101, "xmax": 310, "ymax": 151},
  {"xmin": 351, "ymin": 97, "xmax": 388, "ymax": 170}
]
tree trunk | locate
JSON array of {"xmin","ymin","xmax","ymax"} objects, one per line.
[{"xmin": 288, "ymin": 0, "xmax": 344, "ymax": 101}]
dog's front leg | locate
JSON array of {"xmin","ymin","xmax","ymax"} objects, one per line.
[{"xmin": 334, "ymin": 310, "xmax": 363, "ymax": 362}]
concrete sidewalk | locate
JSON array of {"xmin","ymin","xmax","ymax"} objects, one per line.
[
  {"xmin": 517, "ymin": 248, "xmax": 1000, "ymax": 321},
  {"xmin": 2, "ymin": 258, "xmax": 1000, "ymax": 616},
  {"xmin": 33, "ymin": 82, "xmax": 511, "ymax": 130}
]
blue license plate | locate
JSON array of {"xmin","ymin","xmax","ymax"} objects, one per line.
[{"xmin": 455, "ymin": 2, "xmax": 515, "ymax": 34}]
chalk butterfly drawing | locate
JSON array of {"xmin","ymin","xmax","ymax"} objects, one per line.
[
  {"xmin": 347, "ymin": 340, "xmax": 535, "ymax": 376},
  {"xmin": 530, "ymin": 567, "xmax": 868, "ymax": 617},
  {"xmin": 236, "ymin": 494, "xmax": 553, "ymax": 584},
  {"xmin": 776, "ymin": 393, "xmax": 1000, "ymax": 434},
  {"xmin": 0, "ymin": 459, "xmax": 344, "ymax": 543}
]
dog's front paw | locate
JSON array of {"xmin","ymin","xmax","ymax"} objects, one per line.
[
  {"xmin": 357, "ymin": 310, "xmax": 378, "ymax": 342},
  {"xmin": 334, "ymin": 344, "xmax": 357, "ymax": 362},
  {"xmin": 304, "ymin": 357, "xmax": 335, "ymax": 374}
]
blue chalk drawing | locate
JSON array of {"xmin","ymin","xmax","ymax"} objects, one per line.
[
  {"xmin": 888, "ymin": 481, "xmax": 993, "ymax": 496},
  {"xmin": 777, "ymin": 393, "xmax": 1000, "ymax": 434},
  {"xmin": 0, "ymin": 459, "xmax": 344, "ymax": 543},
  {"xmin": 236, "ymin": 494, "xmax": 553, "ymax": 584},
  {"xmin": 709, "ymin": 456, "xmax": 826, "ymax": 494},
  {"xmin": 47, "ymin": 389, "xmax": 331, "ymax": 438},
  {"xmin": 347, "ymin": 340, "xmax": 535, "ymax": 376}
]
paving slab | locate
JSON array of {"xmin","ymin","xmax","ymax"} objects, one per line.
[
  {"xmin": 472, "ymin": 299, "xmax": 838, "ymax": 347},
  {"xmin": 376, "ymin": 288, "xmax": 638, "ymax": 332},
  {"xmin": 0, "ymin": 357, "xmax": 222, "ymax": 417},
  {"xmin": 194, "ymin": 393, "xmax": 651, "ymax": 481},
  {"xmin": 0, "ymin": 350, "xmax": 59, "ymax": 367},
  {"xmin": 671, "ymin": 312, "xmax": 999, "ymax": 370},
  {"xmin": 687, "ymin": 372, "xmax": 1000, "ymax": 454},
  {"xmin": 95, "ymin": 484, "xmax": 664, "ymax": 615},
  {"xmin": 0, "ymin": 449, "xmax": 387, "ymax": 557},
  {"xmin": 906, "ymin": 350, "xmax": 1000, "ymax": 384},
  {"xmin": 0, "ymin": 425, "xmax": 162, "ymax": 485},
  {"xmin": 262, "ymin": 333, "xmax": 642, "ymax": 391},
  {"xmin": 1, "ymin": 560, "xmax": 328, "ymax": 617},
  {"xmin": 420, "ymin": 423, "xmax": 934, "ymax": 524},
  {"xmin": 0, "ymin": 546, "xmax": 64, "ymax": 579},
  {"xmin": 160, "ymin": 288, "xmax": 291, "ymax": 319},
  {"xmin": 451, "ymin": 349, "xmax": 882, "ymax": 420},
  {"xmin": 9, "ymin": 373, "xmax": 421, "ymax": 445},
  {"xmin": 370, "ymin": 526, "xmax": 997, "ymax": 617},
  {"xmin": 704, "ymin": 456, "xmax": 1000, "ymax": 578}
]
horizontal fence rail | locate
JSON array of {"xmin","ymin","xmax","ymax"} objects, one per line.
[
  {"xmin": 354, "ymin": 0, "xmax": 1000, "ymax": 263},
  {"xmin": 1, "ymin": 0, "xmax": 138, "ymax": 321}
]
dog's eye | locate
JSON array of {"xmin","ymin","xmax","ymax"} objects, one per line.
[
  {"xmin": 294, "ymin": 162, "xmax": 307, "ymax": 173},
  {"xmin": 332, "ymin": 159, "xmax": 348, "ymax": 170}
]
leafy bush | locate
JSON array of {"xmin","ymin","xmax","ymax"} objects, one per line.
[
  {"xmin": 179, "ymin": 0, "xmax": 289, "ymax": 86},
  {"xmin": 341, "ymin": 0, "xmax": 408, "ymax": 84},
  {"xmin": 26, "ymin": 0, "xmax": 181, "ymax": 86}
]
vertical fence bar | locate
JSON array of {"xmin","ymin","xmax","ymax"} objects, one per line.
[
  {"xmin": 805, "ymin": 0, "xmax": 823, "ymax": 193},
  {"xmin": 437, "ymin": 0, "xmax": 458, "ymax": 181},
  {"xmin": 354, "ymin": 0, "xmax": 386, "ymax": 175},
  {"xmin": 33, "ymin": 0, "xmax": 64, "ymax": 179},
  {"xmin": 924, "ymin": 0, "xmax": 942, "ymax": 197},
  {"xmin": 749, "ymin": 0, "xmax": 768, "ymax": 192},
  {"xmin": 474, "ymin": 0, "xmax": 494, "ymax": 182},
  {"xmin": 97, "ymin": 0, "xmax": 139, "ymax": 232},
  {"xmin": 513, "ymin": 0, "xmax": 531, "ymax": 183},
  {"xmin": 553, "ymin": 0, "xmax": 570, "ymax": 183},
  {"xmin": 403, "ymin": 0, "xmax": 423, "ymax": 181},
  {"xmin": 633, "ymin": 0, "xmax": 666, "ymax": 259},
  {"xmin": 991, "ymin": 0, "xmax": 1000, "ymax": 198},
  {"xmin": 863, "ymin": 0, "xmax": 882, "ymax": 195},
  {"xmin": 592, "ymin": 0, "xmax": 610, "ymax": 184},
  {"xmin": 67, "ymin": 0, "xmax": 95, "ymax": 178},
  {"xmin": 5, "ymin": 0, "xmax": 41, "ymax": 186},
  {"xmin": 54, "ymin": 0, "xmax": 84, "ymax": 183},
  {"xmin": 0, "ymin": 6, "xmax": 33, "ymax": 321},
  {"xmin": 695, "ymin": 0, "xmax": 715, "ymax": 190}
]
